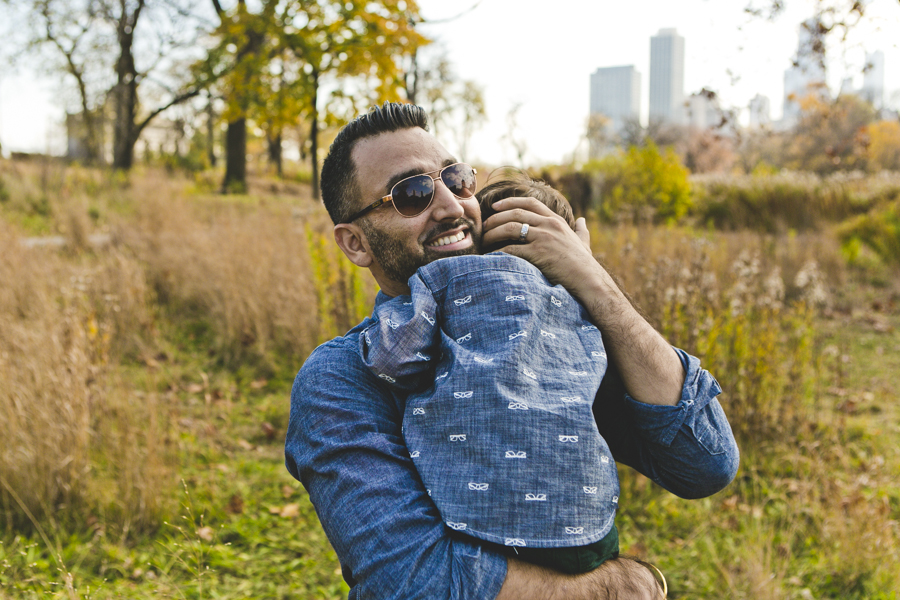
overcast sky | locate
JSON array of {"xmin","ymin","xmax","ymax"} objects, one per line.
[{"xmin": 1, "ymin": 0, "xmax": 898, "ymax": 165}]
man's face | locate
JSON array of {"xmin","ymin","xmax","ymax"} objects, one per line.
[{"xmin": 350, "ymin": 127, "xmax": 482, "ymax": 294}]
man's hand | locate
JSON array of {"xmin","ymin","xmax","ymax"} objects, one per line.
[
  {"xmin": 482, "ymin": 197, "xmax": 601, "ymax": 297},
  {"xmin": 497, "ymin": 556, "xmax": 666, "ymax": 600}
]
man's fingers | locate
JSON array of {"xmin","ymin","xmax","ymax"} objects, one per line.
[
  {"xmin": 489, "ymin": 196, "xmax": 558, "ymax": 218},
  {"xmin": 482, "ymin": 207, "xmax": 542, "ymax": 232},
  {"xmin": 482, "ymin": 221, "xmax": 532, "ymax": 248},
  {"xmin": 574, "ymin": 217, "xmax": 591, "ymax": 250}
]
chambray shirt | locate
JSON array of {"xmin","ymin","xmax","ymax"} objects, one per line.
[
  {"xmin": 285, "ymin": 266, "xmax": 740, "ymax": 600},
  {"xmin": 359, "ymin": 253, "xmax": 618, "ymax": 549}
]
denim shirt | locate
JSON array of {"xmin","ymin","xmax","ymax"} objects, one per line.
[
  {"xmin": 285, "ymin": 275, "xmax": 740, "ymax": 600},
  {"xmin": 359, "ymin": 254, "xmax": 618, "ymax": 548}
]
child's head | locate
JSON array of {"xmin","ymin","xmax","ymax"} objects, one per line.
[{"xmin": 478, "ymin": 172, "xmax": 577, "ymax": 230}]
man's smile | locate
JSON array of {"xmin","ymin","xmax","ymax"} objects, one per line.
[{"xmin": 425, "ymin": 228, "xmax": 473, "ymax": 251}]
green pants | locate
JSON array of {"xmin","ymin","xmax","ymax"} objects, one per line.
[{"xmin": 490, "ymin": 524, "xmax": 620, "ymax": 575}]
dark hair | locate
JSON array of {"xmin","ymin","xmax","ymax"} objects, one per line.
[
  {"xmin": 478, "ymin": 172, "xmax": 577, "ymax": 229},
  {"xmin": 320, "ymin": 102, "xmax": 429, "ymax": 225}
]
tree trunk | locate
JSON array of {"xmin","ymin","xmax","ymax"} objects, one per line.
[
  {"xmin": 267, "ymin": 132, "xmax": 282, "ymax": 178},
  {"xmin": 223, "ymin": 118, "xmax": 247, "ymax": 193},
  {"xmin": 111, "ymin": 1, "xmax": 143, "ymax": 171},
  {"xmin": 206, "ymin": 95, "xmax": 217, "ymax": 167},
  {"xmin": 310, "ymin": 69, "xmax": 320, "ymax": 200}
]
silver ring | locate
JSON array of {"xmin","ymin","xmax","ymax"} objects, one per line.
[{"xmin": 518, "ymin": 223, "xmax": 529, "ymax": 242}]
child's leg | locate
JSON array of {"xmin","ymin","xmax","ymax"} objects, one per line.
[{"xmin": 499, "ymin": 523, "xmax": 620, "ymax": 575}]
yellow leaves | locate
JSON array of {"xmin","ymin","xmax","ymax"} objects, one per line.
[
  {"xmin": 207, "ymin": 0, "xmax": 428, "ymax": 134},
  {"xmin": 864, "ymin": 120, "xmax": 900, "ymax": 172},
  {"xmin": 269, "ymin": 503, "xmax": 300, "ymax": 518}
]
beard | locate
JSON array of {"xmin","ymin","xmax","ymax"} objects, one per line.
[{"xmin": 359, "ymin": 217, "xmax": 481, "ymax": 286}]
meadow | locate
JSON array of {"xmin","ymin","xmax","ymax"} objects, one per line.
[{"xmin": 1, "ymin": 158, "xmax": 899, "ymax": 599}]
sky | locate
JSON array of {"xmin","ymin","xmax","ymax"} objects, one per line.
[{"xmin": 1, "ymin": 0, "xmax": 898, "ymax": 165}]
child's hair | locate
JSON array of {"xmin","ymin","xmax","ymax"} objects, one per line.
[{"xmin": 478, "ymin": 172, "xmax": 577, "ymax": 230}]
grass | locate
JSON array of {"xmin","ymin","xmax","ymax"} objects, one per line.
[{"xmin": 1, "ymin": 160, "xmax": 899, "ymax": 599}]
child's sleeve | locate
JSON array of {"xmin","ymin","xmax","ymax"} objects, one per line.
[{"xmin": 358, "ymin": 273, "xmax": 441, "ymax": 391}]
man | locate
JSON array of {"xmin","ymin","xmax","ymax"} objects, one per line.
[{"xmin": 285, "ymin": 102, "xmax": 739, "ymax": 599}]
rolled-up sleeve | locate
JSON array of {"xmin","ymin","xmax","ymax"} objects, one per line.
[
  {"xmin": 285, "ymin": 340, "xmax": 508, "ymax": 600},
  {"xmin": 595, "ymin": 348, "xmax": 740, "ymax": 499}
]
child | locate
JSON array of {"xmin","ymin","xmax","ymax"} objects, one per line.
[{"xmin": 359, "ymin": 173, "xmax": 620, "ymax": 574}]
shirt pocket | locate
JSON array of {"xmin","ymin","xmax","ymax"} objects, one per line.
[{"xmin": 689, "ymin": 411, "xmax": 726, "ymax": 456}]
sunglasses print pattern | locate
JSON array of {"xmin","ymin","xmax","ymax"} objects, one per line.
[{"xmin": 362, "ymin": 253, "xmax": 618, "ymax": 547}]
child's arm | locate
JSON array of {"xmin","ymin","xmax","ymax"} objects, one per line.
[{"xmin": 359, "ymin": 272, "xmax": 441, "ymax": 391}]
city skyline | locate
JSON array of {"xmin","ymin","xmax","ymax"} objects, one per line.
[{"xmin": 2, "ymin": 0, "xmax": 899, "ymax": 165}]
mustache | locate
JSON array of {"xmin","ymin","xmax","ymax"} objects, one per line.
[{"xmin": 423, "ymin": 218, "xmax": 477, "ymax": 243}]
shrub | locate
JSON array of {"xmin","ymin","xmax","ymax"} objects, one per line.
[
  {"xmin": 690, "ymin": 171, "xmax": 891, "ymax": 232},
  {"xmin": 586, "ymin": 142, "xmax": 692, "ymax": 224},
  {"xmin": 839, "ymin": 198, "xmax": 900, "ymax": 267}
]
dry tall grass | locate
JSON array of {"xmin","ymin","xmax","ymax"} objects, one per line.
[
  {"xmin": 0, "ymin": 221, "xmax": 169, "ymax": 534},
  {"xmin": 1, "ymin": 163, "xmax": 378, "ymax": 535},
  {"xmin": 115, "ymin": 174, "xmax": 376, "ymax": 369},
  {"xmin": 591, "ymin": 225, "xmax": 842, "ymax": 438}
]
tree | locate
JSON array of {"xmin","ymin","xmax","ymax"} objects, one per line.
[
  {"xmin": 864, "ymin": 120, "xmax": 900, "ymax": 172},
  {"xmin": 744, "ymin": 0, "xmax": 870, "ymax": 73},
  {"xmin": 32, "ymin": 0, "xmax": 107, "ymax": 163},
  {"xmin": 408, "ymin": 49, "xmax": 486, "ymax": 159},
  {"xmin": 502, "ymin": 102, "xmax": 528, "ymax": 168},
  {"xmin": 585, "ymin": 113, "xmax": 613, "ymax": 159},
  {"xmin": 784, "ymin": 92, "xmax": 875, "ymax": 173},
  {"xmin": 280, "ymin": 0, "xmax": 427, "ymax": 199},
  {"xmin": 101, "ymin": 0, "xmax": 212, "ymax": 170},
  {"xmin": 3, "ymin": 0, "xmax": 215, "ymax": 170},
  {"xmin": 208, "ymin": 0, "xmax": 280, "ymax": 192},
  {"xmin": 454, "ymin": 80, "xmax": 486, "ymax": 160},
  {"xmin": 4, "ymin": 0, "xmax": 112, "ymax": 163},
  {"xmin": 682, "ymin": 128, "xmax": 737, "ymax": 174}
]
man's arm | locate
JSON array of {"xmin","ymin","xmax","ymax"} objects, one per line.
[
  {"xmin": 483, "ymin": 198, "xmax": 739, "ymax": 496},
  {"xmin": 286, "ymin": 338, "xmax": 667, "ymax": 599}
]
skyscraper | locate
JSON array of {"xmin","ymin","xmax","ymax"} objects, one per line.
[
  {"xmin": 782, "ymin": 18, "xmax": 827, "ymax": 127},
  {"xmin": 589, "ymin": 65, "xmax": 641, "ymax": 135},
  {"xmin": 649, "ymin": 28, "xmax": 685, "ymax": 125},
  {"xmin": 862, "ymin": 50, "xmax": 885, "ymax": 109},
  {"xmin": 749, "ymin": 94, "xmax": 771, "ymax": 128}
]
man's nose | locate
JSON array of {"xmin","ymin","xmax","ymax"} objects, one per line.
[{"xmin": 429, "ymin": 179, "xmax": 466, "ymax": 221}]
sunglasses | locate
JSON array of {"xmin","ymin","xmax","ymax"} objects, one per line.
[{"xmin": 343, "ymin": 162, "xmax": 478, "ymax": 223}]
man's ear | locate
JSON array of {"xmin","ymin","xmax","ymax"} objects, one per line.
[{"xmin": 334, "ymin": 224, "xmax": 373, "ymax": 268}]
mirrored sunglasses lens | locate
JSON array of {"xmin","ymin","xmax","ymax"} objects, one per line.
[
  {"xmin": 392, "ymin": 175, "xmax": 435, "ymax": 216},
  {"xmin": 442, "ymin": 164, "xmax": 477, "ymax": 198}
]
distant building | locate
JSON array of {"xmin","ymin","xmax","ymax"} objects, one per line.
[
  {"xmin": 748, "ymin": 94, "xmax": 771, "ymax": 128},
  {"xmin": 65, "ymin": 109, "xmax": 110, "ymax": 163},
  {"xmin": 782, "ymin": 18, "xmax": 828, "ymax": 127},
  {"xmin": 862, "ymin": 50, "xmax": 885, "ymax": 109},
  {"xmin": 589, "ymin": 65, "xmax": 641, "ymax": 136},
  {"xmin": 649, "ymin": 28, "xmax": 685, "ymax": 125},
  {"xmin": 686, "ymin": 89, "xmax": 721, "ymax": 130}
]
